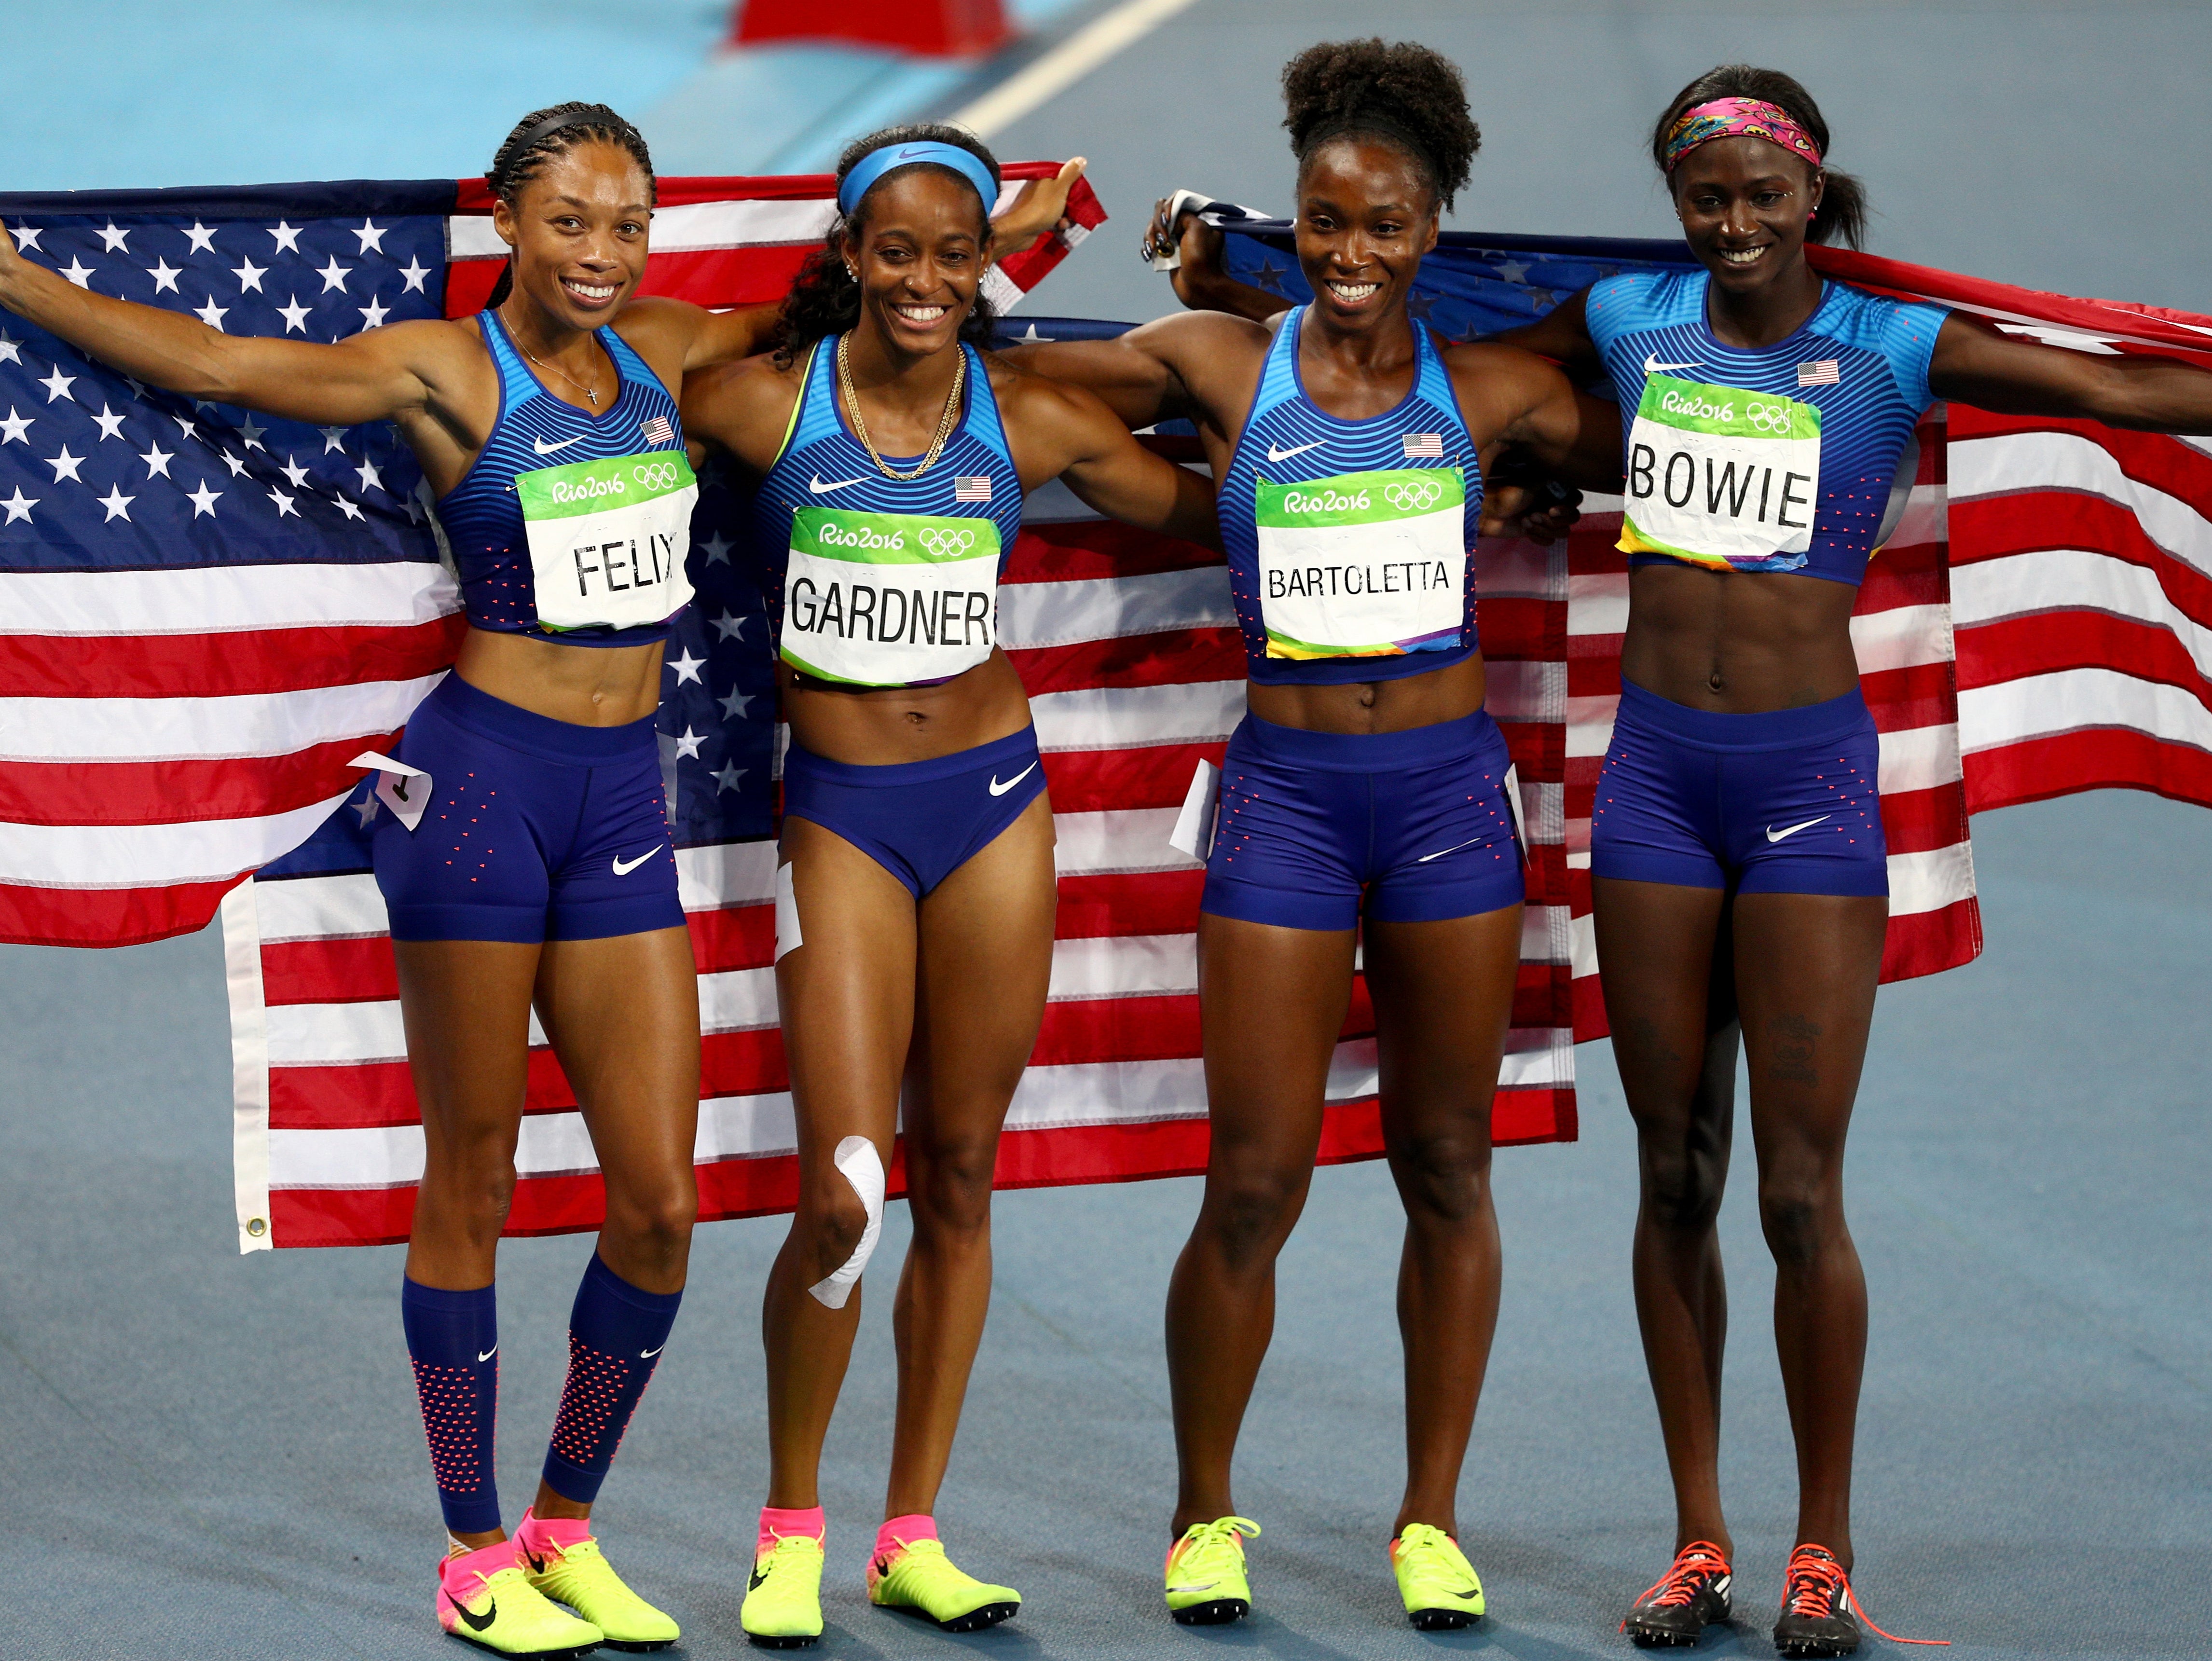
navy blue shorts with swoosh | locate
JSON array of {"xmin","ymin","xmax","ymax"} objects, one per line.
[
  {"xmin": 781, "ymin": 726, "xmax": 1047, "ymax": 897},
  {"xmin": 1202, "ymin": 708, "xmax": 1525, "ymax": 932},
  {"xmin": 370, "ymin": 674, "xmax": 685, "ymax": 943},
  {"xmin": 1590, "ymin": 681, "xmax": 1888, "ymax": 897}
]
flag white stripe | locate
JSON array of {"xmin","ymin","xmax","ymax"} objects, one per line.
[
  {"xmin": 0, "ymin": 561, "xmax": 457, "ymax": 638},
  {"xmin": 1959, "ymin": 665, "xmax": 2212, "ymax": 755},
  {"xmin": 1953, "ymin": 547, "xmax": 2212, "ymax": 680},
  {"xmin": 0, "ymin": 787, "xmax": 354, "ymax": 887},
  {"xmin": 1951, "ymin": 432, "xmax": 2212, "ymax": 577},
  {"xmin": 0, "ymin": 674, "xmax": 445, "ymax": 763}
]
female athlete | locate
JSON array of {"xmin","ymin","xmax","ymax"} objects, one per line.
[
  {"xmin": 678, "ymin": 124, "xmax": 1219, "ymax": 1648},
  {"xmin": 1481, "ymin": 64, "xmax": 2212, "ymax": 1659},
  {"xmin": 0, "ymin": 102, "xmax": 1073, "ymax": 1659},
  {"xmin": 1005, "ymin": 40, "xmax": 1617, "ymax": 1632}
]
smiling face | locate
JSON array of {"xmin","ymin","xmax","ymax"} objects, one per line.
[
  {"xmin": 491, "ymin": 140, "xmax": 652, "ymax": 329},
  {"xmin": 1669, "ymin": 135, "xmax": 1824, "ymax": 299},
  {"xmin": 1293, "ymin": 137, "xmax": 1441, "ymax": 335},
  {"xmin": 842, "ymin": 166, "xmax": 992, "ymax": 358}
]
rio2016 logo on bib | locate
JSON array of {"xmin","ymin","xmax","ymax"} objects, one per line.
[
  {"xmin": 516, "ymin": 452, "xmax": 699, "ymax": 631},
  {"xmin": 1253, "ymin": 467, "xmax": 1467, "ymax": 660},
  {"xmin": 783, "ymin": 506, "xmax": 1002, "ymax": 687},
  {"xmin": 1620, "ymin": 373, "xmax": 1822, "ymax": 572}
]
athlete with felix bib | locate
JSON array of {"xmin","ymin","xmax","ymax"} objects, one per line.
[
  {"xmin": 1007, "ymin": 39, "xmax": 1619, "ymax": 1631},
  {"xmin": 680, "ymin": 123, "xmax": 1218, "ymax": 1647}
]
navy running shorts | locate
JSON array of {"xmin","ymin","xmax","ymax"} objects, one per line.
[
  {"xmin": 781, "ymin": 726, "xmax": 1048, "ymax": 898},
  {"xmin": 370, "ymin": 674, "xmax": 685, "ymax": 943},
  {"xmin": 1590, "ymin": 680, "xmax": 1888, "ymax": 898},
  {"xmin": 1201, "ymin": 707, "xmax": 1525, "ymax": 932}
]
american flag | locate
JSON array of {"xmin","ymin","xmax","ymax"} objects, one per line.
[
  {"xmin": 1215, "ymin": 216, "xmax": 2212, "ymax": 1040},
  {"xmin": 1403, "ymin": 431, "xmax": 1444, "ymax": 457},
  {"xmin": 1799, "ymin": 358, "xmax": 1843, "ymax": 387},
  {"xmin": 954, "ymin": 474, "xmax": 993, "ymax": 502}
]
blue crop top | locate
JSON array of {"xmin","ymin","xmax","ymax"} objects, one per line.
[
  {"xmin": 1585, "ymin": 270, "xmax": 1947, "ymax": 585},
  {"xmin": 432, "ymin": 310, "xmax": 695, "ymax": 646},
  {"xmin": 1220, "ymin": 307, "xmax": 1483, "ymax": 685},
  {"xmin": 751, "ymin": 336, "xmax": 1023, "ymax": 688}
]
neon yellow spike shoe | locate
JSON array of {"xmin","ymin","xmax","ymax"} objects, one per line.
[
  {"xmin": 437, "ymin": 1538, "xmax": 605, "ymax": 1660},
  {"xmin": 515, "ymin": 1510, "xmax": 679, "ymax": 1652},
  {"xmin": 1165, "ymin": 1516, "xmax": 1261, "ymax": 1625},
  {"xmin": 1391, "ymin": 1523, "xmax": 1485, "ymax": 1630},
  {"xmin": 742, "ymin": 1530, "xmax": 825, "ymax": 1649},
  {"xmin": 867, "ymin": 1529, "xmax": 1021, "ymax": 1633}
]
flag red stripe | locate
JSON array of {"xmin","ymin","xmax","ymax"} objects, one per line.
[
  {"xmin": 0, "ymin": 617, "xmax": 464, "ymax": 700},
  {"xmin": 1957, "ymin": 612, "xmax": 2212, "ymax": 705},
  {"xmin": 1964, "ymin": 726, "xmax": 2212, "ymax": 814},
  {"xmin": 0, "ymin": 875, "xmax": 243, "ymax": 949},
  {"xmin": 0, "ymin": 735, "xmax": 400, "ymax": 829}
]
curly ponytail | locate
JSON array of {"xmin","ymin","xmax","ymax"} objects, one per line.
[
  {"xmin": 771, "ymin": 124, "xmax": 1001, "ymax": 368},
  {"xmin": 1650, "ymin": 66, "xmax": 1868, "ymax": 250}
]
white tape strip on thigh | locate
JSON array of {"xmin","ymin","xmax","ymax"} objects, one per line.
[
  {"xmin": 807, "ymin": 1135, "xmax": 885, "ymax": 1309},
  {"xmin": 775, "ymin": 861, "xmax": 801, "ymax": 961}
]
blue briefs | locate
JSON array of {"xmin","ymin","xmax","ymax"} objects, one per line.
[
  {"xmin": 370, "ymin": 674, "xmax": 685, "ymax": 944},
  {"xmin": 1201, "ymin": 707, "xmax": 1525, "ymax": 933},
  {"xmin": 1590, "ymin": 680, "xmax": 1888, "ymax": 898},
  {"xmin": 781, "ymin": 726, "xmax": 1048, "ymax": 898}
]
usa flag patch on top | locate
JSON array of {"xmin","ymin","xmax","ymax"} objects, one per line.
[
  {"xmin": 1797, "ymin": 360, "xmax": 1841, "ymax": 387},
  {"xmin": 640, "ymin": 415, "xmax": 676, "ymax": 445},
  {"xmin": 1403, "ymin": 432, "xmax": 1443, "ymax": 457},
  {"xmin": 954, "ymin": 475, "xmax": 992, "ymax": 502}
]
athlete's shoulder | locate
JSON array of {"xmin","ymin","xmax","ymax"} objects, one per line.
[
  {"xmin": 988, "ymin": 351, "xmax": 1124, "ymax": 446},
  {"xmin": 1585, "ymin": 268, "xmax": 1696, "ymax": 337},
  {"xmin": 1818, "ymin": 279, "xmax": 1948, "ymax": 404},
  {"xmin": 608, "ymin": 294, "xmax": 707, "ymax": 353},
  {"xmin": 680, "ymin": 347, "xmax": 804, "ymax": 468},
  {"xmin": 1125, "ymin": 307, "xmax": 1274, "ymax": 370}
]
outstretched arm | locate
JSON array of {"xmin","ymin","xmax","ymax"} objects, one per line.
[
  {"xmin": 0, "ymin": 216, "xmax": 448, "ymax": 426},
  {"xmin": 1448, "ymin": 341, "xmax": 1624, "ymax": 494},
  {"xmin": 1484, "ymin": 287, "xmax": 1606, "ymax": 385},
  {"xmin": 1001, "ymin": 371, "xmax": 1218, "ymax": 548},
  {"xmin": 1930, "ymin": 313, "xmax": 2212, "ymax": 432},
  {"xmin": 1001, "ymin": 309, "xmax": 1262, "ymax": 432}
]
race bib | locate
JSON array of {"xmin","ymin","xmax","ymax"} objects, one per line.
[
  {"xmin": 1621, "ymin": 374, "xmax": 1821, "ymax": 571},
  {"xmin": 1254, "ymin": 468, "xmax": 1465, "ymax": 660},
  {"xmin": 518, "ymin": 452, "xmax": 698, "ymax": 630},
  {"xmin": 782, "ymin": 508, "xmax": 1001, "ymax": 686}
]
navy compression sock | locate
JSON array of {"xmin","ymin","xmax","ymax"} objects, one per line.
[
  {"xmin": 400, "ymin": 1277, "xmax": 503, "ymax": 1536},
  {"xmin": 541, "ymin": 1253, "xmax": 683, "ymax": 1504}
]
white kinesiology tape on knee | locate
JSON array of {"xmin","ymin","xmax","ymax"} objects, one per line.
[{"xmin": 807, "ymin": 1135, "xmax": 885, "ymax": 1309}]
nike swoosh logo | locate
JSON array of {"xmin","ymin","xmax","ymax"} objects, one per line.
[
  {"xmin": 1416, "ymin": 835, "xmax": 1488, "ymax": 864},
  {"xmin": 1766, "ymin": 815, "xmax": 1830, "ymax": 842},
  {"xmin": 612, "ymin": 847, "xmax": 664, "ymax": 876},
  {"xmin": 809, "ymin": 472, "xmax": 866, "ymax": 494},
  {"xmin": 456, "ymin": 1595, "xmax": 499, "ymax": 1633},
  {"xmin": 1451, "ymin": 1589, "xmax": 1481, "ymax": 1600},
  {"xmin": 1265, "ymin": 440, "xmax": 1325, "ymax": 463},
  {"xmin": 748, "ymin": 1567, "xmax": 770, "ymax": 1592},
  {"xmin": 1168, "ymin": 1581, "xmax": 1219, "ymax": 1594},
  {"xmin": 640, "ymin": 1344, "xmax": 665, "ymax": 1359},
  {"xmin": 989, "ymin": 762, "xmax": 1038, "ymax": 797},
  {"xmin": 477, "ymin": 1347, "xmax": 498, "ymax": 1362},
  {"xmin": 532, "ymin": 435, "xmax": 585, "ymax": 455},
  {"xmin": 522, "ymin": 1548, "xmax": 547, "ymax": 1576},
  {"xmin": 1643, "ymin": 353, "xmax": 1703, "ymax": 375}
]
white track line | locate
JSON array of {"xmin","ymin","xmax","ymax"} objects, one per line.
[{"xmin": 953, "ymin": 0, "xmax": 1208, "ymax": 137}]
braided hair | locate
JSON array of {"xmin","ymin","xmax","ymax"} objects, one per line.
[
  {"xmin": 484, "ymin": 102, "xmax": 657, "ymax": 307},
  {"xmin": 1280, "ymin": 39, "xmax": 1481, "ymax": 214},
  {"xmin": 1650, "ymin": 66, "xmax": 1868, "ymax": 250},
  {"xmin": 771, "ymin": 124, "xmax": 1001, "ymax": 368}
]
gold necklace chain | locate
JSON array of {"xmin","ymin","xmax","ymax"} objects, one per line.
[
  {"xmin": 837, "ymin": 331, "xmax": 963, "ymax": 481},
  {"xmin": 500, "ymin": 302, "xmax": 605, "ymax": 407}
]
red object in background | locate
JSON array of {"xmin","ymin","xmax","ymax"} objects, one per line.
[{"xmin": 728, "ymin": 0, "xmax": 1012, "ymax": 56}]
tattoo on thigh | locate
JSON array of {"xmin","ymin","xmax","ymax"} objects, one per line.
[
  {"xmin": 1765, "ymin": 1013, "xmax": 1820, "ymax": 1086},
  {"xmin": 1622, "ymin": 1014, "xmax": 1690, "ymax": 1078}
]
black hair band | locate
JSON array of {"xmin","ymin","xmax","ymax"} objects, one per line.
[{"xmin": 501, "ymin": 108, "xmax": 608, "ymax": 167}]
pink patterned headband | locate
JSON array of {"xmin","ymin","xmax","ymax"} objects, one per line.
[{"xmin": 1663, "ymin": 97, "xmax": 1823, "ymax": 173}]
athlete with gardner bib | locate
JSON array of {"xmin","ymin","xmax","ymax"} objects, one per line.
[
  {"xmin": 680, "ymin": 123, "xmax": 1218, "ymax": 1647},
  {"xmin": 1007, "ymin": 39, "xmax": 1619, "ymax": 1631}
]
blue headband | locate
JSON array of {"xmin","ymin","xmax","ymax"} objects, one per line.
[{"xmin": 836, "ymin": 140, "xmax": 998, "ymax": 220}]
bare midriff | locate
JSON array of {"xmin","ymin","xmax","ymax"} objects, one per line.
[
  {"xmin": 1244, "ymin": 650, "xmax": 1489, "ymax": 736},
  {"xmin": 780, "ymin": 648, "xmax": 1035, "ymax": 766},
  {"xmin": 1619, "ymin": 562, "xmax": 1862, "ymax": 712},
  {"xmin": 453, "ymin": 626, "xmax": 668, "ymax": 727}
]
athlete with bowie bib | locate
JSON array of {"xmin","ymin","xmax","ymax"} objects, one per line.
[
  {"xmin": 1005, "ymin": 39, "xmax": 1620, "ymax": 1633},
  {"xmin": 0, "ymin": 102, "xmax": 1078, "ymax": 1661},
  {"xmin": 678, "ymin": 124, "xmax": 1218, "ymax": 1647}
]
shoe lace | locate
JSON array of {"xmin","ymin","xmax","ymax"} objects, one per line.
[
  {"xmin": 1784, "ymin": 1547, "xmax": 1947, "ymax": 1647},
  {"xmin": 767, "ymin": 1531, "xmax": 821, "ymax": 1563},
  {"xmin": 1174, "ymin": 1516, "xmax": 1261, "ymax": 1578},
  {"xmin": 1621, "ymin": 1540, "xmax": 1729, "ymax": 1631}
]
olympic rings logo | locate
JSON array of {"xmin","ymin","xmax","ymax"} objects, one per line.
[
  {"xmin": 1384, "ymin": 479, "xmax": 1444, "ymax": 513},
  {"xmin": 919, "ymin": 526, "xmax": 978, "ymax": 558},
  {"xmin": 1744, "ymin": 400, "xmax": 1795, "ymax": 434},
  {"xmin": 632, "ymin": 461, "xmax": 682, "ymax": 490}
]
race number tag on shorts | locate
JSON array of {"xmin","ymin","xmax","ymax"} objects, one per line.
[
  {"xmin": 1621, "ymin": 375, "xmax": 1821, "ymax": 571},
  {"xmin": 1254, "ymin": 468, "xmax": 1465, "ymax": 660},
  {"xmin": 782, "ymin": 507, "xmax": 1001, "ymax": 687},
  {"xmin": 517, "ymin": 452, "xmax": 699, "ymax": 630}
]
